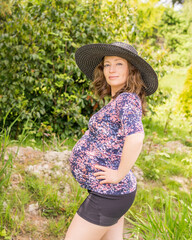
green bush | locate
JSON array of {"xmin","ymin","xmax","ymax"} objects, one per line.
[
  {"xmin": 0, "ymin": 0, "xmax": 107, "ymax": 138},
  {"xmin": 177, "ymin": 65, "xmax": 192, "ymax": 118},
  {"xmin": 157, "ymin": 7, "xmax": 192, "ymax": 67}
]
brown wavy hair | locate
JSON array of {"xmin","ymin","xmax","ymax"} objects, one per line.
[{"xmin": 92, "ymin": 59, "xmax": 147, "ymax": 115}]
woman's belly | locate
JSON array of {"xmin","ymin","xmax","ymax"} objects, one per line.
[
  {"xmin": 68, "ymin": 131, "xmax": 135, "ymax": 194},
  {"xmin": 69, "ymin": 132, "xmax": 98, "ymax": 187}
]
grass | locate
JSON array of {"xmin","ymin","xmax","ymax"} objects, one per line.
[
  {"xmin": 137, "ymin": 150, "xmax": 192, "ymax": 181},
  {"xmin": 25, "ymin": 175, "xmax": 65, "ymax": 217},
  {"xmin": 13, "ymin": 134, "xmax": 78, "ymax": 152},
  {"xmin": 125, "ymin": 196, "xmax": 192, "ymax": 240},
  {"xmin": 0, "ymin": 66, "xmax": 191, "ymax": 239}
]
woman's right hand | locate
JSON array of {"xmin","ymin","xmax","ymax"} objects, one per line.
[{"xmin": 94, "ymin": 165, "xmax": 121, "ymax": 184}]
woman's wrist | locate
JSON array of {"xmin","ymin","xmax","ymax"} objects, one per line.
[{"xmin": 116, "ymin": 170, "xmax": 126, "ymax": 183}]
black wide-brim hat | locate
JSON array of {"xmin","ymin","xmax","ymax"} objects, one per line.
[{"xmin": 75, "ymin": 42, "xmax": 158, "ymax": 96}]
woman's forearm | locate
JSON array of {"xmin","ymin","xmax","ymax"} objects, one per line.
[{"xmin": 117, "ymin": 132, "xmax": 144, "ymax": 182}]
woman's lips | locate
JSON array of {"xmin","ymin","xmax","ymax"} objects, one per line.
[{"xmin": 109, "ymin": 76, "xmax": 118, "ymax": 79}]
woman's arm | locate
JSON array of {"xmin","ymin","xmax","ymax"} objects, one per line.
[{"xmin": 94, "ymin": 132, "xmax": 144, "ymax": 184}]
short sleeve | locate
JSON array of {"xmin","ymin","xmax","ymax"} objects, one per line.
[{"xmin": 115, "ymin": 92, "xmax": 144, "ymax": 136}]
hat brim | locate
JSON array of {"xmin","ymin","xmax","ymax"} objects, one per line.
[{"xmin": 75, "ymin": 43, "xmax": 158, "ymax": 96}]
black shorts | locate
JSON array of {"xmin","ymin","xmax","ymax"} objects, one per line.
[{"xmin": 77, "ymin": 188, "xmax": 136, "ymax": 226}]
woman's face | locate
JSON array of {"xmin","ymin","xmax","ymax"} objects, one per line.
[{"xmin": 103, "ymin": 56, "xmax": 129, "ymax": 96}]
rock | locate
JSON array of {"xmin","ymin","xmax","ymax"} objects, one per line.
[
  {"xmin": 143, "ymin": 139, "xmax": 191, "ymax": 155},
  {"xmin": 5, "ymin": 146, "xmax": 44, "ymax": 163},
  {"xmin": 3, "ymin": 201, "xmax": 7, "ymax": 211},
  {"xmin": 44, "ymin": 150, "xmax": 71, "ymax": 162},
  {"xmin": 25, "ymin": 150, "xmax": 72, "ymax": 179},
  {"xmin": 28, "ymin": 203, "xmax": 39, "ymax": 215},
  {"xmin": 170, "ymin": 176, "xmax": 191, "ymax": 194},
  {"xmin": 42, "ymin": 163, "xmax": 49, "ymax": 170},
  {"xmin": 55, "ymin": 161, "xmax": 64, "ymax": 167},
  {"xmin": 163, "ymin": 141, "xmax": 191, "ymax": 154},
  {"xmin": 132, "ymin": 165, "xmax": 144, "ymax": 181}
]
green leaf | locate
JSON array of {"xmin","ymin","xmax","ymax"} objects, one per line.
[{"xmin": 0, "ymin": 229, "xmax": 7, "ymax": 237}]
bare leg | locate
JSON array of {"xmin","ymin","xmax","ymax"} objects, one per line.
[
  {"xmin": 100, "ymin": 216, "xmax": 124, "ymax": 240},
  {"xmin": 64, "ymin": 213, "xmax": 110, "ymax": 240}
]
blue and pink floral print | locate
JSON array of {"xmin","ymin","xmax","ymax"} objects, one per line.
[{"xmin": 69, "ymin": 92, "xmax": 144, "ymax": 195}]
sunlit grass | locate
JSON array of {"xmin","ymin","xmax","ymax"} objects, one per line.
[{"xmin": 125, "ymin": 195, "xmax": 192, "ymax": 240}]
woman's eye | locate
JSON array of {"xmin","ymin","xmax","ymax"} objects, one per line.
[{"xmin": 104, "ymin": 62, "xmax": 123, "ymax": 67}]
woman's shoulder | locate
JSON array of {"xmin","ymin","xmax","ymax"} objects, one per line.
[{"xmin": 115, "ymin": 92, "xmax": 141, "ymax": 105}]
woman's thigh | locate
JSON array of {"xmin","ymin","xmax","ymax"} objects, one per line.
[
  {"xmin": 100, "ymin": 216, "xmax": 124, "ymax": 240},
  {"xmin": 64, "ymin": 213, "xmax": 110, "ymax": 240}
]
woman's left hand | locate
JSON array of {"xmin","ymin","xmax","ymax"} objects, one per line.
[{"xmin": 94, "ymin": 165, "xmax": 121, "ymax": 184}]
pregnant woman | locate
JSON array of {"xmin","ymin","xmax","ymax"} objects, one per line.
[{"xmin": 65, "ymin": 42, "xmax": 158, "ymax": 240}]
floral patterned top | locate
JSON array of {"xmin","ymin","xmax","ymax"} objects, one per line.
[{"xmin": 69, "ymin": 92, "xmax": 144, "ymax": 195}]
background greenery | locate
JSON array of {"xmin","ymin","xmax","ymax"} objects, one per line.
[
  {"xmin": 0, "ymin": 0, "xmax": 191, "ymax": 140},
  {"xmin": 0, "ymin": 0, "xmax": 192, "ymax": 239}
]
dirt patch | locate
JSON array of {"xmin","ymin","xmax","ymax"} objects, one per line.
[
  {"xmin": 163, "ymin": 141, "xmax": 191, "ymax": 154},
  {"xmin": 143, "ymin": 139, "xmax": 191, "ymax": 154},
  {"xmin": 170, "ymin": 176, "xmax": 191, "ymax": 194}
]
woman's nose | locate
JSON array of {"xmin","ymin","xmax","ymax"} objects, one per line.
[{"xmin": 109, "ymin": 64, "xmax": 116, "ymax": 72}]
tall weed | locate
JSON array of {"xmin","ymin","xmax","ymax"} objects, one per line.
[
  {"xmin": 0, "ymin": 109, "xmax": 29, "ymax": 191},
  {"xmin": 125, "ymin": 196, "xmax": 192, "ymax": 240},
  {"xmin": 0, "ymin": 109, "xmax": 18, "ymax": 192},
  {"xmin": 0, "ymin": 110, "xmax": 30, "ymax": 236}
]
